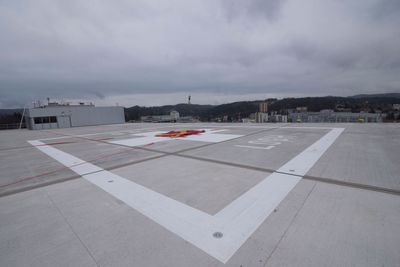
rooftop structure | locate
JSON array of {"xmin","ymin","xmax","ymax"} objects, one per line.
[
  {"xmin": 25, "ymin": 104, "xmax": 125, "ymax": 130},
  {"xmin": 0, "ymin": 123, "xmax": 399, "ymax": 266}
]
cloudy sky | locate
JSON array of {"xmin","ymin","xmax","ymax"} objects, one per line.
[{"xmin": 1, "ymin": 0, "xmax": 400, "ymax": 108}]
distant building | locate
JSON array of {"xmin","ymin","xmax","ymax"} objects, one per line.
[
  {"xmin": 335, "ymin": 104, "xmax": 352, "ymax": 112},
  {"xmin": 255, "ymin": 112, "xmax": 268, "ymax": 123},
  {"xmin": 259, "ymin": 102, "xmax": 268, "ymax": 113},
  {"xmin": 296, "ymin": 106, "xmax": 308, "ymax": 113},
  {"xmin": 288, "ymin": 110, "xmax": 382, "ymax": 123},
  {"xmin": 170, "ymin": 110, "xmax": 179, "ymax": 121},
  {"xmin": 269, "ymin": 114, "xmax": 288, "ymax": 123},
  {"xmin": 247, "ymin": 112, "xmax": 268, "ymax": 123},
  {"xmin": 242, "ymin": 118, "xmax": 253, "ymax": 123},
  {"xmin": 141, "ymin": 110, "xmax": 190, "ymax": 123},
  {"xmin": 25, "ymin": 103, "xmax": 125, "ymax": 130},
  {"xmin": 393, "ymin": 104, "xmax": 400, "ymax": 111}
]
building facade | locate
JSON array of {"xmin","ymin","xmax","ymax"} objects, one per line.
[
  {"xmin": 141, "ymin": 110, "xmax": 183, "ymax": 122},
  {"xmin": 259, "ymin": 102, "xmax": 268, "ymax": 113},
  {"xmin": 25, "ymin": 105, "xmax": 125, "ymax": 130}
]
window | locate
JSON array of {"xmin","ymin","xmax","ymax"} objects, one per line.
[
  {"xmin": 33, "ymin": 116, "xmax": 58, "ymax": 124},
  {"xmin": 34, "ymin": 117, "xmax": 42, "ymax": 124}
]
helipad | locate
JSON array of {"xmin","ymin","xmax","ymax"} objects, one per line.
[{"xmin": 1, "ymin": 123, "xmax": 399, "ymax": 266}]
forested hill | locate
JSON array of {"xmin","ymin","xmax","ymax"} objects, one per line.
[{"xmin": 124, "ymin": 101, "xmax": 262, "ymax": 121}]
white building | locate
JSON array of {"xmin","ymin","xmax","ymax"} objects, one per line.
[
  {"xmin": 25, "ymin": 104, "xmax": 125, "ymax": 130},
  {"xmin": 141, "ymin": 110, "xmax": 180, "ymax": 122}
]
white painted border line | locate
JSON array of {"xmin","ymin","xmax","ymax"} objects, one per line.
[{"xmin": 29, "ymin": 127, "xmax": 344, "ymax": 263}]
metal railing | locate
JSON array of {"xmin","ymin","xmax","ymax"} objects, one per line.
[{"xmin": 0, "ymin": 123, "xmax": 26, "ymax": 130}]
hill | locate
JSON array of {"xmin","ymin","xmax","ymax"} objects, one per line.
[
  {"xmin": 349, "ymin": 93, "xmax": 400, "ymax": 99},
  {"xmin": 0, "ymin": 109, "xmax": 23, "ymax": 116}
]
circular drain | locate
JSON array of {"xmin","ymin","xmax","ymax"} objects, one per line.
[{"xmin": 213, "ymin": 232, "xmax": 223, "ymax": 239}]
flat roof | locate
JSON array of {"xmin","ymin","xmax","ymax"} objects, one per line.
[{"xmin": 1, "ymin": 123, "xmax": 399, "ymax": 266}]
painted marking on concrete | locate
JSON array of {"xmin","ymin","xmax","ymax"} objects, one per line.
[
  {"xmin": 88, "ymin": 138, "xmax": 113, "ymax": 141},
  {"xmin": 155, "ymin": 130, "xmax": 206, "ymax": 138},
  {"xmin": 234, "ymin": 134, "xmax": 297, "ymax": 151},
  {"xmin": 30, "ymin": 128, "xmax": 344, "ymax": 263},
  {"xmin": 234, "ymin": 145, "xmax": 275, "ymax": 150}
]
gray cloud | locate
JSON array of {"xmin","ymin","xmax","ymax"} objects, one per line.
[
  {"xmin": 0, "ymin": 0, "xmax": 399, "ymax": 108},
  {"xmin": 222, "ymin": 0, "xmax": 286, "ymax": 22}
]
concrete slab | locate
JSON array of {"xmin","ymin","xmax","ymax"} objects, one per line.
[
  {"xmin": 307, "ymin": 123, "xmax": 400, "ymax": 190},
  {"xmin": 0, "ymin": 189, "xmax": 97, "ymax": 267},
  {"xmin": 265, "ymin": 182, "xmax": 400, "ymax": 267}
]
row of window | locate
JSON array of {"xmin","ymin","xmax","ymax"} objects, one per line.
[{"xmin": 34, "ymin": 116, "xmax": 57, "ymax": 124}]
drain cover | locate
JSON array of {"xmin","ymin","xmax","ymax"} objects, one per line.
[{"xmin": 213, "ymin": 232, "xmax": 223, "ymax": 238}]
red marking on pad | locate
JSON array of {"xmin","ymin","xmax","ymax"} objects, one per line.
[
  {"xmin": 89, "ymin": 138, "xmax": 113, "ymax": 141},
  {"xmin": 38, "ymin": 141, "xmax": 74, "ymax": 146},
  {"xmin": 155, "ymin": 130, "xmax": 205, "ymax": 138}
]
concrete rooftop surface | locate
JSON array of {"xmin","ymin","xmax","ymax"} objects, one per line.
[{"xmin": 0, "ymin": 123, "xmax": 399, "ymax": 267}]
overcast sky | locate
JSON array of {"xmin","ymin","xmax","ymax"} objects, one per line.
[{"xmin": 1, "ymin": 0, "xmax": 400, "ymax": 108}]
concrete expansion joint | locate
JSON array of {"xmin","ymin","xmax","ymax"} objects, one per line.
[
  {"xmin": 44, "ymin": 191, "xmax": 101, "ymax": 267},
  {"xmin": 263, "ymin": 182, "xmax": 318, "ymax": 267}
]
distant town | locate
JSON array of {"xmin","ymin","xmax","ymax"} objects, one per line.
[
  {"xmin": 1, "ymin": 93, "xmax": 400, "ymax": 130},
  {"xmin": 126, "ymin": 93, "xmax": 400, "ymax": 123}
]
